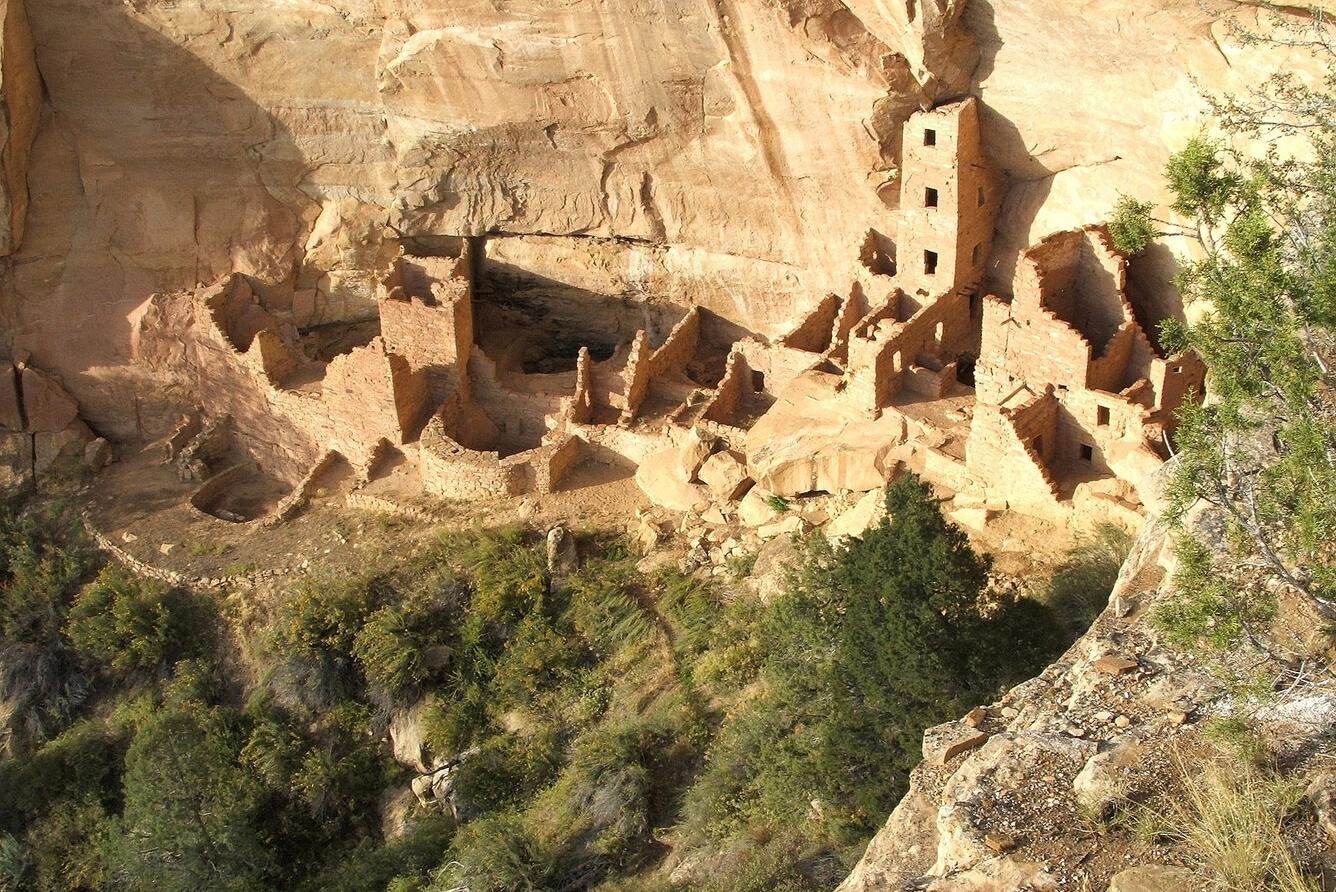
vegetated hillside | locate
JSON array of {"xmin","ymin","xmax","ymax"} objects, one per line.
[{"xmin": 0, "ymin": 475, "xmax": 1105, "ymax": 892}]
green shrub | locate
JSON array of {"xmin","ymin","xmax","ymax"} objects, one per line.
[
  {"xmin": 0, "ymin": 502, "xmax": 100, "ymax": 745},
  {"xmin": 274, "ymin": 576, "xmax": 378, "ymax": 657},
  {"xmin": 0, "ymin": 833, "xmax": 26, "ymax": 892},
  {"xmin": 692, "ymin": 475, "xmax": 1067, "ymax": 844},
  {"xmin": 490, "ymin": 614, "xmax": 588, "ymax": 711},
  {"xmin": 0, "ymin": 502, "xmax": 98, "ymax": 643},
  {"xmin": 65, "ymin": 566, "xmax": 183, "ymax": 673},
  {"xmin": 1041, "ymin": 523, "xmax": 1133, "ymax": 634},
  {"xmin": 420, "ymin": 683, "xmax": 491, "ymax": 758},
  {"xmin": 564, "ymin": 560, "xmax": 653, "ymax": 657},
  {"xmin": 352, "ymin": 604, "xmax": 429, "ymax": 696},
  {"xmin": 452, "ymin": 727, "xmax": 564, "ymax": 813},
  {"xmin": 107, "ymin": 705, "xmax": 273, "ymax": 892},
  {"xmin": 692, "ymin": 831, "xmax": 842, "ymax": 892},
  {"xmin": 1108, "ymin": 195, "xmax": 1156, "ymax": 255},
  {"xmin": 1153, "ymin": 535, "xmax": 1275, "ymax": 650},
  {"xmin": 438, "ymin": 810, "xmax": 556, "ymax": 892},
  {"xmin": 297, "ymin": 812, "xmax": 453, "ymax": 892},
  {"xmin": 162, "ymin": 656, "xmax": 221, "ymax": 707},
  {"xmin": 0, "ymin": 719, "xmax": 125, "ymax": 828},
  {"xmin": 269, "ymin": 576, "xmax": 379, "ymax": 711},
  {"xmin": 240, "ymin": 710, "xmax": 304, "ymax": 791},
  {"xmin": 567, "ymin": 717, "xmax": 685, "ymax": 868},
  {"xmin": 449, "ymin": 529, "xmax": 549, "ymax": 629},
  {"xmin": 23, "ymin": 795, "xmax": 112, "ymax": 892},
  {"xmin": 658, "ymin": 571, "xmax": 720, "ymax": 661}
]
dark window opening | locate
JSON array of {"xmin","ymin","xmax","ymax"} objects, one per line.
[
  {"xmin": 1172, "ymin": 365, "xmax": 1183, "ymax": 374},
  {"xmin": 1080, "ymin": 443, "xmax": 1094, "ymax": 462},
  {"xmin": 751, "ymin": 370, "xmax": 766, "ymax": 392},
  {"xmin": 923, "ymin": 127, "xmax": 936, "ymax": 146},
  {"xmin": 924, "ymin": 250, "xmax": 938, "ymax": 275},
  {"xmin": 977, "ymin": 186, "xmax": 986, "ymax": 208},
  {"xmin": 971, "ymin": 243, "xmax": 981, "ymax": 265},
  {"xmin": 925, "ymin": 187, "xmax": 939, "ymax": 208},
  {"xmin": 1033, "ymin": 435, "xmax": 1044, "ymax": 455},
  {"xmin": 955, "ymin": 354, "xmax": 976, "ymax": 387},
  {"xmin": 969, "ymin": 291, "xmax": 981, "ymax": 319},
  {"xmin": 1097, "ymin": 406, "xmax": 1110, "ymax": 426}
]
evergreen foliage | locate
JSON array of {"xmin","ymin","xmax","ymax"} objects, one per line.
[
  {"xmin": 107, "ymin": 705, "xmax": 273, "ymax": 892},
  {"xmin": 0, "ymin": 495, "xmax": 1080, "ymax": 890},
  {"xmin": 1113, "ymin": 11, "xmax": 1336, "ymax": 647}
]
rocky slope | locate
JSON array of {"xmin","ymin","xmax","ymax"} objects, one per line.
[
  {"xmin": 838, "ymin": 502, "xmax": 1336, "ymax": 890},
  {"xmin": 0, "ymin": 0, "xmax": 1324, "ymax": 441}
]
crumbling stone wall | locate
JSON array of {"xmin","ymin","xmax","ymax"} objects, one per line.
[
  {"xmin": 619, "ymin": 331, "xmax": 652, "ymax": 423},
  {"xmin": 702, "ymin": 350, "xmax": 755, "ymax": 425},
  {"xmin": 735, "ymin": 338, "xmax": 821, "ymax": 398},
  {"xmin": 566, "ymin": 347, "xmax": 594, "ymax": 425},
  {"xmin": 467, "ymin": 350, "xmax": 564, "ymax": 453},
  {"xmin": 847, "ymin": 288, "xmax": 973, "ymax": 412},
  {"xmin": 419, "ymin": 418, "xmax": 527, "ymax": 500},
  {"xmin": 648, "ymin": 307, "xmax": 701, "ymax": 379},
  {"xmin": 140, "ymin": 278, "xmax": 433, "ymax": 483},
  {"xmin": 965, "ymin": 401, "xmax": 1062, "ymax": 512},
  {"xmin": 780, "ymin": 293, "xmax": 840, "ymax": 353},
  {"xmin": 380, "ymin": 250, "xmax": 475, "ymax": 403}
]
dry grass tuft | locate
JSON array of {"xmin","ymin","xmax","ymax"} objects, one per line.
[{"xmin": 1160, "ymin": 751, "xmax": 1317, "ymax": 892}]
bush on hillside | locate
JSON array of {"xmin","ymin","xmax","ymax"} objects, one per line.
[
  {"xmin": 691, "ymin": 474, "xmax": 1067, "ymax": 840},
  {"xmin": 105, "ymin": 705, "xmax": 273, "ymax": 892},
  {"xmin": 0, "ymin": 502, "xmax": 100, "ymax": 746},
  {"xmin": 268, "ymin": 576, "xmax": 379, "ymax": 711},
  {"xmin": 65, "ymin": 566, "xmax": 195, "ymax": 674}
]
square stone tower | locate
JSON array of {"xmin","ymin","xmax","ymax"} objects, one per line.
[{"xmin": 894, "ymin": 97, "xmax": 996, "ymax": 297}]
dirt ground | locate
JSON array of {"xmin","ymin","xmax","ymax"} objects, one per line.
[{"xmin": 83, "ymin": 442, "xmax": 653, "ymax": 585}]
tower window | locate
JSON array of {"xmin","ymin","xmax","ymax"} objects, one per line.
[
  {"xmin": 971, "ymin": 243, "xmax": 981, "ymax": 265},
  {"xmin": 924, "ymin": 128, "xmax": 937, "ymax": 146},
  {"xmin": 1080, "ymin": 444, "xmax": 1094, "ymax": 462},
  {"xmin": 924, "ymin": 250, "xmax": 938, "ymax": 275},
  {"xmin": 1097, "ymin": 405, "xmax": 1110, "ymax": 426},
  {"xmin": 977, "ymin": 185, "xmax": 986, "ymax": 207},
  {"xmin": 925, "ymin": 187, "xmax": 939, "ymax": 208}
]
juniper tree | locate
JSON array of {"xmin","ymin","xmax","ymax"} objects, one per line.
[{"xmin": 1109, "ymin": 6, "xmax": 1336, "ymax": 645}]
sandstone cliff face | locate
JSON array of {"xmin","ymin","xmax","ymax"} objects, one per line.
[
  {"xmin": 2, "ymin": 0, "xmax": 1322, "ymax": 442},
  {"xmin": 0, "ymin": 0, "xmax": 40, "ymax": 256}
]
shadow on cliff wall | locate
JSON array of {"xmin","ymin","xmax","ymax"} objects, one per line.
[
  {"xmin": 962, "ymin": 0, "xmax": 1187, "ymax": 317},
  {"xmin": 962, "ymin": 0, "xmax": 1054, "ymax": 297},
  {"xmin": 15, "ymin": 5, "xmax": 312, "ymax": 439}
]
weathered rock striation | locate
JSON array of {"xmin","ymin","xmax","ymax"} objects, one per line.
[{"xmin": 0, "ymin": 0, "xmax": 1323, "ymax": 445}]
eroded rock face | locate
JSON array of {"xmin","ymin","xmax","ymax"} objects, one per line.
[
  {"xmin": 0, "ymin": 360, "xmax": 94, "ymax": 492},
  {"xmin": 6, "ymin": 0, "xmax": 1325, "ymax": 444}
]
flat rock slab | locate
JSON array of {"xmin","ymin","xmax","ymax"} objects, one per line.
[
  {"xmin": 20, "ymin": 366, "xmax": 79, "ymax": 432},
  {"xmin": 1094, "ymin": 654, "xmax": 1140, "ymax": 675},
  {"xmin": 1107, "ymin": 865, "xmax": 1202, "ymax": 892},
  {"xmin": 923, "ymin": 723, "xmax": 989, "ymax": 765}
]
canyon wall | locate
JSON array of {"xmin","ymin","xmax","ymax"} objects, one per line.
[{"xmin": 0, "ymin": 0, "xmax": 1324, "ymax": 442}]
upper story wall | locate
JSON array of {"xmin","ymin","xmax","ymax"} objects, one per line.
[{"xmin": 895, "ymin": 97, "xmax": 999, "ymax": 297}]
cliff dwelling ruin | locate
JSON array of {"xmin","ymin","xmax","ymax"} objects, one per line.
[{"xmin": 90, "ymin": 97, "xmax": 1203, "ymax": 543}]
